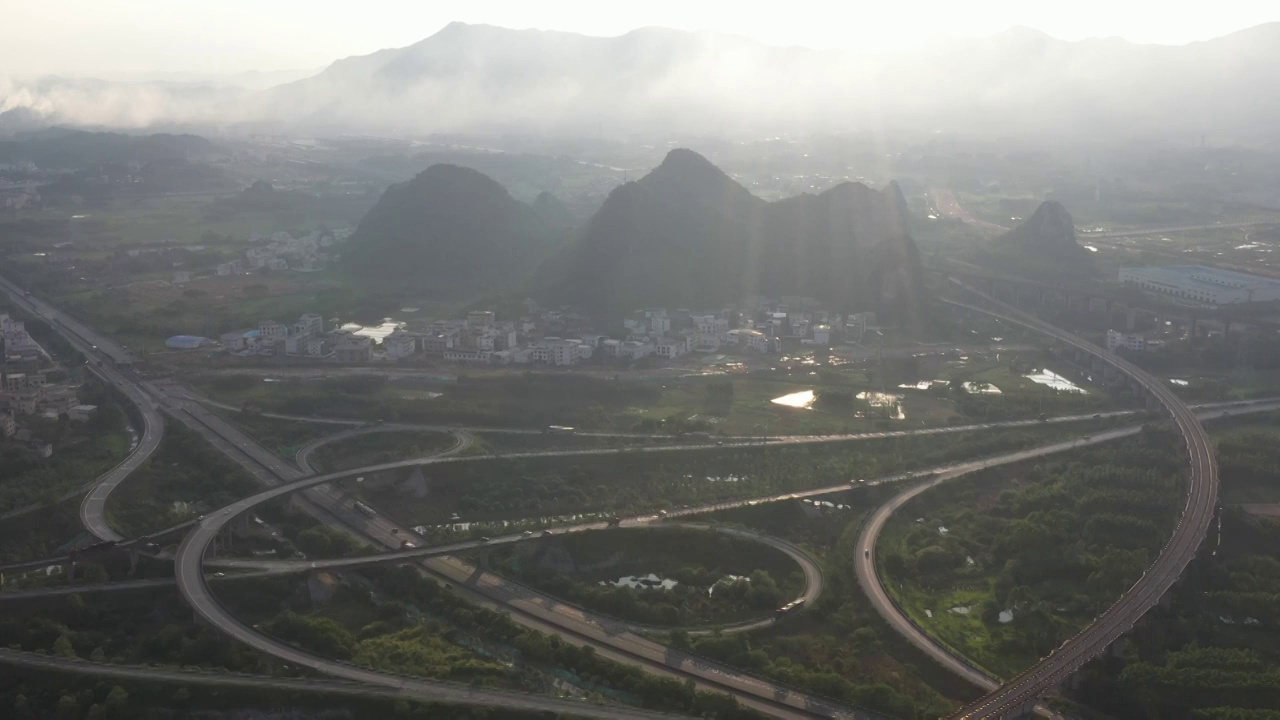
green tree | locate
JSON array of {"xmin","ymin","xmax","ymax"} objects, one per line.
[
  {"xmin": 55, "ymin": 695, "xmax": 79, "ymax": 719},
  {"xmin": 104, "ymin": 686, "xmax": 128, "ymax": 711},
  {"xmin": 52, "ymin": 633, "xmax": 76, "ymax": 658}
]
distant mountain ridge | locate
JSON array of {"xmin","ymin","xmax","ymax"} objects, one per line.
[
  {"xmin": 545, "ymin": 149, "xmax": 924, "ymax": 321},
  {"xmin": 1001, "ymin": 201, "xmax": 1081, "ymax": 256},
  {"xmin": 0, "ymin": 128, "xmax": 220, "ymax": 169},
  {"xmin": 974, "ymin": 200, "xmax": 1096, "ymax": 281},
  {"xmin": 250, "ymin": 21, "xmax": 1280, "ymax": 138},
  {"xmin": 6, "ymin": 22, "xmax": 1280, "ymax": 138},
  {"xmin": 344, "ymin": 163, "xmax": 562, "ymax": 295}
]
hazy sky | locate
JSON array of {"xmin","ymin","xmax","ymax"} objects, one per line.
[{"xmin": 3, "ymin": 0, "xmax": 1276, "ymax": 77}]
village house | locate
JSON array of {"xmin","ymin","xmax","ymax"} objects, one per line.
[{"xmin": 383, "ymin": 329, "xmax": 419, "ymax": 361}]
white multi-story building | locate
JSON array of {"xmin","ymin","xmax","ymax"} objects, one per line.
[
  {"xmin": 612, "ymin": 340, "xmax": 654, "ymax": 361},
  {"xmin": 333, "ymin": 334, "xmax": 373, "ymax": 364},
  {"xmin": 492, "ymin": 324, "xmax": 518, "ymax": 350},
  {"xmin": 467, "ymin": 310, "xmax": 495, "ymax": 329},
  {"xmin": 284, "ymin": 334, "xmax": 309, "ymax": 356},
  {"xmin": 693, "ymin": 333, "xmax": 721, "ymax": 352},
  {"xmin": 1106, "ymin": 329, "xmax": 1147, "ymax": 353},
  {"xmin": 12, "ymin": 390, "xmax": 41, "ymax": 415},
  {"xmin": 245, "ymin": 246, "xmax": 271, "ymax": 268},
  {"xmin": 2, "ymin": 317, "xmax": 38, "ymax": 355},
  {"xmin": 471, "ymin": 331, "xmax": 496, "ymax": 351},
  {"xmin": 40, "ymin": 388, "xmax": 80, "ymax": 416},
  {"xmin": 295, "ymin": 313, "xmax": 324, "ymax": 337},
  {"xmin": 655, "ymin": 336, "xmax": 690, "ymax": 359},
  {"xmin": 305, "ymin": 336, "xmax": 330, "ymax": 358},
  {"xmin": 173, "ymin": 271, "xmax": 191, "ymax": 284},
  {"xmin": 490, "ymin": 348, "xmax": 533, "ymax": 365},
  {"xmin": 0, "ymin": 412, "xmax": 15, "ymax": 438},
  {"xmin": 789, "ymin": 316, "xmax": 811, "ymax": 338},
  {"xmin": 531, "ymin": 337, "xmax": 592, "ymax": 366},
  {"xmin": 384, "ymin": 329, "xmax": 418, "ymax": 361},
  {"xmin": 423, "ymin": 332, "xmax": 456, "ymax": 354},
  {"xmin": 691, "ymin": 314, "xmax": 729, "ymax": 336},
  {"xmin": 220, "ymin": 331, "xmax": 249, "ymax": 351},
  {"xmin": 443, "ymin": 348, "xmax": 492, "ymax": 364},
  {"xmin": 259, "ymin": 320, "xmax": 288, "ymax": 339},
  {"xmin": 2, "ymin": 372, "xmax": 43, "ymax": 392},
  {"xmin": 727, "ymin": 328, "xmax": 771, "ymax": 353}
]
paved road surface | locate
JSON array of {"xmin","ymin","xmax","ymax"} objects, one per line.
[
  {"xmin": 1082, "ymin": 220, "xmax": 1274, "ymax": 239},
  {"xmin": 0, "ymin": 648, "xmax": 688, "ymax": 719},
  {"xmin": 929, "ymin": 188, "xmax": 1010, "ymax": 234},
  {"xmin": 293, "ymin": 424, "xmax": 473, "ymax": 474}
]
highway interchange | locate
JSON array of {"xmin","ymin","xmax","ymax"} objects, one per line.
[
  {"xmin": 0, "ymin": 275, "xmax": 867, "ymax": 719},
  {"xmin": 0, "ymin": 274, "xmax": 1241, "ymax": 718}
]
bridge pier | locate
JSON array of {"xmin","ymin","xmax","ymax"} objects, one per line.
[
  {"xmin": 1103, "ymin": 364, "xmax": 1120, "ymax": 384},
  {"xmin": 1015, "ymin": 287, "xmax": 1032, "ymax": 310},
  {"xmin": 1109, "ymin": 637, "xmax": 1126, "ymax": 658},
  {"xmin": 128, "ymin": 548, "xmax": 140, "ymax": 576},
  {"xmin": 1106, "ymin": 301, "xmax": 1122, "ymax": 328}
]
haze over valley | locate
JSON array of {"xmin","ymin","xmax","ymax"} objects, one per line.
[
  {"xmin": 5, "ymin": 6, "xmax": 1280, "ymax": 720},
  {"xmin": 7, "ymin": 21, "xmax": 1280, "ymax": 140}
]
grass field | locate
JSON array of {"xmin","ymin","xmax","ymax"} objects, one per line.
[
  {"xmin": 484, "ymin": 526, "xmax": 805, "ymax": 627},
  {"xmin": 356, "ymin": 419, "xmax": 1115, "ymax": 531},
  {"xmin": 309, "ymin": 430, "xmax": 459, "ymax": 472},
  {"xmin": 185, "ymin": 354, "xmax": 1120, "ymax": 438},
  {"xmin": 876, "ymin": 508, "xmax": 1028, "ymax": 678},
  {"xmin": 877, "ymin": 429, "xmax": 1192, "ymax": 681},
  {"xmin": 215, "ymin": 410, "xmax": 334, "ymax": 460},
  {"xmin": 1213, "ymin": 412, "xmax": 1280, "ymax": 504}
]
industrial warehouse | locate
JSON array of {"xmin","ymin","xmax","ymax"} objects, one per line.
[{"xmin": 1118, "ymin": 265, "xmax": 1280, "ymax": 305}]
